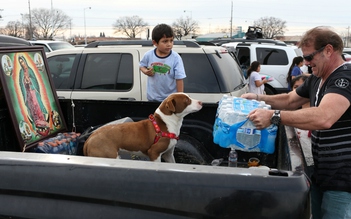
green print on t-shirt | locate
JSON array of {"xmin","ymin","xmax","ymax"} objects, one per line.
[{"xmin": 151, "ymin": 62, "xmax": 171, "ymax": 74}]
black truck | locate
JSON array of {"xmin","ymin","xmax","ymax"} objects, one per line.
[
  {"xmin": 0, "ymin": 35, "xmax": 310, "ymax": 218},
  {"xmin": 0, "ymin": 98, "xmax": 310, "ymax": 219}
]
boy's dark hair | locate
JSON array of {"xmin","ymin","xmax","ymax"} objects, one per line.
[
  {"xmin": 291, "ymin": 74, "xmax": 309, "ymax": 89},
  {"xmin": 152, "ymin": 24, "xmax": 174, "ymax": 44}
]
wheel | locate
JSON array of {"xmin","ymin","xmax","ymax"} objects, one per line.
[{"xmin": 264, "ymin": 86, "xmax": 275, "ymax": 95}]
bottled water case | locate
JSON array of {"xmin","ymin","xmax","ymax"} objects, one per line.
[{"xmin": 213, "ymin": 95, "xmax": 278, "ymax": 154}]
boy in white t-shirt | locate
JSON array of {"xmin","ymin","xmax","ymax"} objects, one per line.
[{"xmin": 140, "ymin": 24, "xmax": 186, "ymax": 102}]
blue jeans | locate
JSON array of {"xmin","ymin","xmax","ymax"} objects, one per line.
[{"xmin": 311, "ymin": 184, "xmax": 351, "ymax": 219}]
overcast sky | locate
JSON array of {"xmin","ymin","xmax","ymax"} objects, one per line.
[{"xmin": 1, "ymin": 0, "xmax": 350, "ymax": 39}]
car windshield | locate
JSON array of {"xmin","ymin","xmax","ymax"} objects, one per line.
[{"xmin": 48, "ymin": 42, "xmax": 75, "ymax": 51}]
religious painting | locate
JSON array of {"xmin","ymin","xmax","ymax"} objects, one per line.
[{"xmin": 0, "ymin": 47, "xmax": 66, "ymax": 151}]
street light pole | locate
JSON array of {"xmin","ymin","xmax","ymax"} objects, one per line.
[
  {"xmin": 84, "ymin": 7, "xmax": 91, "ymax": 45},
  {"xmin": 208, "ymin": 18, "xmax": 212, "ymax": 34},
  {"xmin": 0, "ymin": 9, "xmax": 3, "ymax": 21},
  {"xmin": 20, "ymin": 13, "xmax": 25, "ymax": 38},
  {"xmin": 28, "ymin": 0, "xmax": 33, "ymax": 39},
  {"xmin": 347, "ymin": 26, "xmax": 350, "ymax": 48},
  {"xmin": 230, "ymin": 1, "xmax": 233, "ymax": 38}
]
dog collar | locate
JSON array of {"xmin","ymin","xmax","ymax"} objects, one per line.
[{"xmin": 149, "ymin": 114, "xmax": 179, "ymax": 144}]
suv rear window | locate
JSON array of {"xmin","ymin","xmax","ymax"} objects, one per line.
[
  {"xmin": 81, "ymin": 53, "xmax": 133, "ymax": 90},
  {"xmin": 180, "ymin": 52, "xmax": 244, "ymax": 93},
  {"xmin": 208, "ymin": 52, "xmax": 245, "ymax": 92},
  {"xmin": 237, "ymin": 47, "xmax": 289, "ymax": 66},
  {"xmin": 256, "ymin": 48, "xmax": 289, "ymax": 65},
  {"xmin": 181, "ymin": 53, "xmax": 220, "ymax": 93}
]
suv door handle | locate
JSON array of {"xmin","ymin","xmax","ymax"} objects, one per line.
[{"xmin": 117, "ymin": 97, "xmax": 136, "ymax": 101}]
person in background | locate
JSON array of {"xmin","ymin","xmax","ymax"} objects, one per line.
[
  {"xmin": 247, "ymin": 61, "xmax": 268, "ymax": 95},
  {"xmin": 291, "ymin": 74, "xmax": 313, "ymax": 175},
  {"xmin": 286, "ymin": 56, "xmax": 305, "ymax": 91},
  {"xmin": 291, "ymin": 75, "xmax": 309, "ymax": 97},
  {"xmin": 139, "ymin": 23, "xmax": 186, "ymax": 102},
  {"xmin": 242, "ymin": 26, "xmax": 351, "ymax": 219}
]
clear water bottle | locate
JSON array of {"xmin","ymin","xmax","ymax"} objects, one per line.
[
  {"xmin": 223, "ymin": 110, "xmax": 238, "ymax": 125},
  {"xmin": 236, "ymin": 112, "xmax": 246, "ymax": 123},
  {"xmin": 228, "ymin": 148, "xmax": 238, "ymax": 167}
]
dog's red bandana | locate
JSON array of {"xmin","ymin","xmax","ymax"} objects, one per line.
[{"xmin": 149, "ymin": 114, "xmax": 179, "ymax": 144}]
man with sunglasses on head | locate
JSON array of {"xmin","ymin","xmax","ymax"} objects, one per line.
[{"xmin": 241, "ymin": 26, "xmax": 351, "ymax": 219}]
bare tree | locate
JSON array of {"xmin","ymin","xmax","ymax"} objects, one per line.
[
  {"xmin": 172, "ymin": 16, "xmax": 199, "ymax": 40},
  {"xmin": 113, "ymin": 15, "xmax": 148, "ymax": 38},
  {"xmin": 0, "ymin": 21, "xmax": 23, "ymax": 37},
  {"xmin": 23, "ymin": 8, "xmax": 71, "ymax": 39},
  {"xmin": 253, "ymin": 16, "xmax": 287, "ymax": 39}
]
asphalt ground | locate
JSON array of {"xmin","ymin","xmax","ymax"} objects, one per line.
[{"xmin": 296, "ymin": 128, "xmax": 314, "ymax": 167}]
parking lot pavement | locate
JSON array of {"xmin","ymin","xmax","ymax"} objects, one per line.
[{"xmin": 296, "ymin": 128, "xmax": 314, "ymax": 167}]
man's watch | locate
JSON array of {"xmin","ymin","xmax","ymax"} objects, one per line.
[{"xmin": 270, "ymin": 110, "xmax": 281, "ymax": 125}]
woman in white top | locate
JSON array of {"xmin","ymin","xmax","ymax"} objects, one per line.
[{"xmin": 247, "ymin": 61, "xmax": 268, "ymax": 95}]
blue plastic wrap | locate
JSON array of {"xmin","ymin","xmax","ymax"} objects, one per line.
[
  {"xmin": 35, "ymin": 132, "xmax": 81, "ymax": 155},
  {"xmin": 213, "ymin": 96, "xmax": 277, "ymax": 154}
]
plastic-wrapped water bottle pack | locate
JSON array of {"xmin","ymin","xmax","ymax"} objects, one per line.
[
  {"xmin": 213, "ymin": 95, "xmax": 278, "ymax": 154},
  {"xmin": 35, "ymin": 132, "xmax": 81, "ymax": 155}
]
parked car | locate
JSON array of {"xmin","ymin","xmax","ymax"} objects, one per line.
[
  {"xmin": 29, "ymin": 40, "xmax": 75, "ymax": 53},
  {"xmin": 0, "ymin": 35, "xmax": 31, "ymax": 47},
  {"xmin": 46, "ymin": 40, "xmax": 248, "ymax": 103},
  {"xmin": 211, "ymin": 38, "xmax": 302, "ymax": 94},
  {"xmin": 343, "ymin": 47, "xmax": 351, "ymax": 55},
  {"xmin": 343, "ymin": 53, "xmax": 351, "ymax": 62}
]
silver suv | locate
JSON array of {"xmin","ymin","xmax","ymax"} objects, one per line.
[{"xmin": 46, "ymin": 40, "xmax": 248, "ymax": 103}]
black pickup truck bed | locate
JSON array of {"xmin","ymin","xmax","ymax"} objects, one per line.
[{"xmin": 0, "ymin": 99, "xmax": 310, "ymax": 219}]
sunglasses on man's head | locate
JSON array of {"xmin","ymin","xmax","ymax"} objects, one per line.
[{"xmin": 303, "ymin": 46, "xmax": 326, "ymax": 62}]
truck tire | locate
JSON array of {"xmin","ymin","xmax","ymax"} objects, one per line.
[{"xmin": 265, "ymin": 86, "xmax": 275, "ymax": 95}]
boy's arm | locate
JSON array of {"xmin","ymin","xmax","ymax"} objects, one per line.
[
  {"xmin": 176, "ymin": 79, "xmax": 184, "ymax": 92},
  {"xmin": 140, "ymin": 66, "xmax": 155, "ymax": 76}
]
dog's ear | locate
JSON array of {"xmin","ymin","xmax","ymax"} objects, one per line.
[{"xmin": 165, "ymin": 98, "xmax": 176, "ymax": 113}]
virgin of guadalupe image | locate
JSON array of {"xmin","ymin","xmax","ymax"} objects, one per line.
[{"xmin": 18, "ymin": 55, "xmax": 50, "ymax": 137}]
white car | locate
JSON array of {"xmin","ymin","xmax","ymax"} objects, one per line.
[
  {"xmin": 29, "ymin": 40, "xmax": 75, "ymax": 54},
  {"xmin": 343, "ymin": 47, "xmax": 351, "ymax": 55},
  {"xmin": 216, "ymin": 39, "xmax": 302, "ymax": 94}
]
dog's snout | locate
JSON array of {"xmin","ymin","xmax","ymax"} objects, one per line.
[{"xmin": 196, "ymin": 100, "xmax": 203, "ymax": 110}]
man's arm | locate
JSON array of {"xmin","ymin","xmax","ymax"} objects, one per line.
[
  {"xmin": 242, "ymin": 91, "xmax": 308, "ymax": 110},
  {"xmin": 248, "ymin": 93, "xmax": 350, "ymax": 130}
]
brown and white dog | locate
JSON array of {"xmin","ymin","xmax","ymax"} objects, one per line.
[{"xmin": 83, "ymin": 92, "xmax": 203, "ymax": 162}]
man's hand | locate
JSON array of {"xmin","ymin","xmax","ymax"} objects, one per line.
[
  {"xmin": 248, "ymin": 108, "xmax": 274, "ymax": 129},
  {"xmin": 241, "ymin": 93, "xmax": 257, "ymax": 100}
]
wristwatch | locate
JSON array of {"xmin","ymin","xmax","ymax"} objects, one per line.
[{"xmin": 270, "ymin": 110, "xmax": 281, "ymax": 125}]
